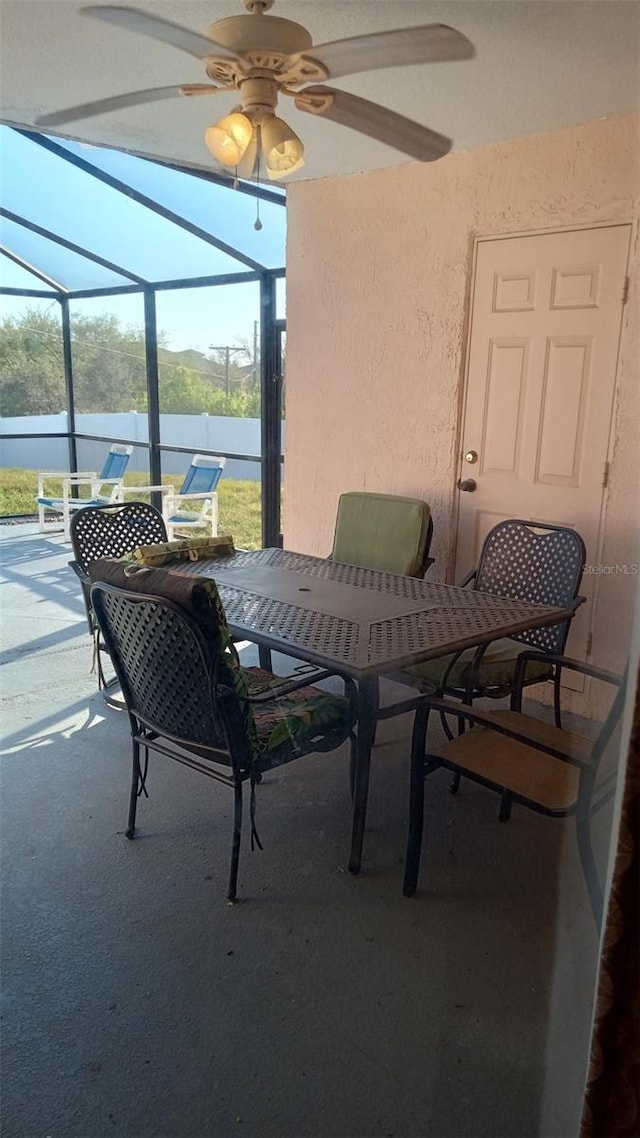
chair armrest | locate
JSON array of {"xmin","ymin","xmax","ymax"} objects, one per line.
[
  {"xmin": 40, "ymin": 470, "xmax": 95, "ymax": 481},
  {"xmin": 121, "ymin": 484, "xmax": 174, "ymax": 493},
  {"xmin": 62, "ymin": 476, "xmax": 100, "ymax": 491},
  {"xmin": 458, "ymin": 568, "xmax": 477, "ymax": 588},
  {"xmin": 69, "ymin": 559, "xmax": 90, "ymax": 585},
  {"xmin": 416, "ymin": 694, "xmax": 590, "ymax": 768},
  {"xmin": 38, "ymin": 470, "xmax": 96, "ymax": 495},
  {"xmin": 514, "ymin": 650, "xmax": 622, "ymax": 691},
  {"xmin": 166, "ymin": 491, "xmax": 217, "ymax": 503},
  {"xmin": 216, "ymin": 670, "xmax": 358, "ymax": 735},
  {"xmin": 235, "ymin": 667, "xmax": 351, "ymax": 704}
]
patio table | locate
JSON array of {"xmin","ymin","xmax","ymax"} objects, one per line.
[{"xmin": 181, "ymin": 547, "xmax": 577, "ymax": 874}]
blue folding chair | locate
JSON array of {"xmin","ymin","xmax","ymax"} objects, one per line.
[
  {"xmin": 36, "ymin": 444, "xmax": 133, "ymax": 541},
  {"xmin": 121, "ymin": 454, "xmax": 226, "ymax": 540}
]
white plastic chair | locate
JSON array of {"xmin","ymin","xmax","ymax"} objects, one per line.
[
  {"xmin": 35, "ymin": 444, "xmax": 133, "ymax": 541},
  {"xmin": 121, "ymin": 454, "xmax": 226, "ymax": 540}
]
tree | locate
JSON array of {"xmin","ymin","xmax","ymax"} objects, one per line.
[
  {"xmin": 0, "ymin": 309, "xmax": 66, "ymax": 415},
  {"xmin": 156, "ymin": 365, "xmax": 216, "ymax": 414},
  {"xmin": 70, "ymin": 312, "xmax": 149, "ymax": 412},
  {"xmin": 0, "ymin": 306, "xmax": 266, "ymax": 418}
]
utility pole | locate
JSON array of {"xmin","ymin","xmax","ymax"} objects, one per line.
[{"xmin": 208, "ymin": 345, "xmax": 246, "ymax": 395}]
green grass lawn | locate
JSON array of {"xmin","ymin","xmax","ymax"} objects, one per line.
[{"xmin": 0, "ymin": 468, "xmax": 263, "ymax": 550}]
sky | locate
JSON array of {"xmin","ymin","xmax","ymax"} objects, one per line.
[
  {"xmin": 0, "ymin": 282, "xmax": 285, "ymax": 360},
  {"xmin": 0, "ymin": 126, "xmax": 286, "ymax": 352}
]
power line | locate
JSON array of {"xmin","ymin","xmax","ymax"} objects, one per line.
[{"xmin": 6, "ymin": 322, "xmax": 242, "ymax": 384}]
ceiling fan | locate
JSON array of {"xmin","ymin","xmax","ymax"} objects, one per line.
[{"xmin": 35, "ymin": 0, "xmax": 475, "ymax": 182}]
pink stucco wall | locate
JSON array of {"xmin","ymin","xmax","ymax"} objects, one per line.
[{"xmin": 284, "ymin": 112, "xmax": 639, "ymax": 672}]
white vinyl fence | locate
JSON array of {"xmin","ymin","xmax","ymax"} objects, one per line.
[{"xmin": 0, "ymin": 412, "xmax": 277, "ymax": 482}]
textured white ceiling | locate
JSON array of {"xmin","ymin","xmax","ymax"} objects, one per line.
[{"xmin": 1, "ymin": 0, "xmax": 638, "ymax": 183}]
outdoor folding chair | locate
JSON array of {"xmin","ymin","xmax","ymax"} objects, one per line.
[
  {"xmin": 122, "ymin": 454, "xmax": 226, "ymax": 540},
  {"xmin": 69, "ymin": 500, "xmax": 168, "ymax": 699},
  {"xmin": 36, "ymin": 443, "xmax": 133, "ymax": 540},
  {"xmin": 403, "ymin": 653, "xmax": 627, "ymax": 928},
  {"xmin": 90, "ymin": 566, "xmax": 357, "ymax": 901}
]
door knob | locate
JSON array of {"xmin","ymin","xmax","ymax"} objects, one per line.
[{"xmin": 458, "ymin": 478, "xmax": 477, "ymax": 492}]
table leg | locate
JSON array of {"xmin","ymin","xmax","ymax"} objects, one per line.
[{"xmin": 348, "ymin": 676, "xmax": 379, "ymax": 875}]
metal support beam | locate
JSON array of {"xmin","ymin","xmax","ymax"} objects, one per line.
[
  {"xmin": 1, "ymin": 208, "xmax": 146, "ymax": 284},
  {"xmin": 59, "ymin": 297, "xmax": 78, "ymax": 479},
  {"xmin": 18, "ymin": 129, "xmax": 266, "ymax": 272},
  {"xmin": 143, "ymin": 287, "xmax": 163, "ymax": 508},
  {"xmin": 260, "ymin": 274, "xmax": 280, "ymax": 548}
]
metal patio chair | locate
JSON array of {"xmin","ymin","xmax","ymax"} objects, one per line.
[
  {"xmin": 36, "ymin": 443, "xmax": 133, "ymax": 540},
  {"xmin": 90, "ymin": 567, "xmax": 357, "ymax": 901},
  {"xmin": 121, "ymin": 454, "xmax": 226, "ymax": 540},
  {"xmin": 69, "ymin": 500, "xmax": 168, "ymax": 698},
  {"xmin": 403, "ymin": 653, "xmax": 627, "ymax": 928},
  {"xmin": 390, "ymin": 519, "xmax": 586, "ymax": 725}
]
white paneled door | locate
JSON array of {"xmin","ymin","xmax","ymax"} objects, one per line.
[{"xmin": 455, "ymin": 224, "xmax": 631, "ymax": 667}]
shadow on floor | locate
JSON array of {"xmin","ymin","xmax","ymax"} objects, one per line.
[{"xmin": 0, "ymin": 527, "xmax": 610, "ymax": 1138}]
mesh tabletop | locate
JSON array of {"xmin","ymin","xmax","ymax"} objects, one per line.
[{"xmin": 181, "ymin": 548, "xmax": 575, "ymax": 679}]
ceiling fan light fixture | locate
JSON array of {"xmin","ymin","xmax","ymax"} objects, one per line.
[
  {"xmin": 205, "ymin": 111, "xmax": 254, "ymax": 167},
  {"xmin": 261, "ymin": 114, "xmax": 305, "ymax": 180}
]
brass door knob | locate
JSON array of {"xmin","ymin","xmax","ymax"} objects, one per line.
[{"xmin": 458, "ymin": 479, "xmax": 477, "ymax": 492}]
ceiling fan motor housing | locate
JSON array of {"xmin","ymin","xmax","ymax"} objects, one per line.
[
  {"xmin": 205, "ymin": 14, "xmax": 313, "ymax": 56},
  {"xmin": 204, "ymin": 13, "xmax": 326, "ymax": 86},
  {"xmin": 237, "ymin": 75, "xmax": 279, "ymax": 120}
]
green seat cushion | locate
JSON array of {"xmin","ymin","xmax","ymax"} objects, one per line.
[
  {"xmin": 405, "ymin": 638, "xmax": 554, "ymax": 696},
  {"xmin": 332, "ymin": 492, "xmax": 431, "ymax": 576}
]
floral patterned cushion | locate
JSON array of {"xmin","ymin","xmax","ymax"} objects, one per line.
[{"xmin": 241, "ymin": 667, "xmax": 352, "ymax": 767}]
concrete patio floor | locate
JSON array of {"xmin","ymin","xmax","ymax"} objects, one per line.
[{"xmin": 0, "ymin": 525, "xmax": 613, "ymax": 1138}]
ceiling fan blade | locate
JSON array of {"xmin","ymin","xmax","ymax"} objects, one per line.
[
  {"xmin": 290, "ymin": 24, "xmax": 474, "ymax": 82},
  {"xmin": 295, "ymin": 86, "xmax": 451, "ymax": 162},
  {"xmin": 35, "ymin": 84, "xmax": 223, "ymax": 128},
  {"xmin": 81, "ymin": 6, "xmax": 238, "ymax": 61}
]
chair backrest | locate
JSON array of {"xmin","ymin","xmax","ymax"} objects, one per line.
[
  {"xmin": 70, "ymin": 501, "xmax": 168, "ymax": 575},
  {"xmin": 99, "ymin": 444, "xmax": 133, "ymax": 482},
  {"xmin": 91, "ymin": 580, "xmax": 229, "ymax": 752},
  {"xmin": 474, "ymin": 519, "xmax": 586, "ymax": 652},
  {"xmin": 331, "ymin": 491, "xmax": 433, "ymax": 577},
  {"xmin": 178, "ymin": 454, "xmax": 226, "ymax": 497},
  {"xmin": 90, "ymin": 567, "xmax": 255, "ymax": 764}
]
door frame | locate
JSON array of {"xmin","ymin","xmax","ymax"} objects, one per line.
[{"xmin": 452, "ymin": 220, "xmax": 633, "ymax": 657}]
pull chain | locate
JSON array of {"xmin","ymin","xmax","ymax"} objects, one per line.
[{"xmin": 254, "ymin": 125, "xmax": 263, "ymax": 231}]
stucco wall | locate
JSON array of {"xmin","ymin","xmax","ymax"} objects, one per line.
[{"xmin": 284, "ymin": 113, "xmax": 639, "ymax": 673}]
